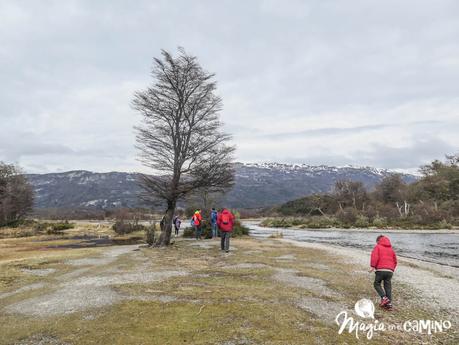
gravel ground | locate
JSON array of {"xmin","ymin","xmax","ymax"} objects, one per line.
[
  {"xmin": 13, "ymin": 334, "xmax": 69, "ymax": 345},
  {"xmin": 225, "ymin": 263, "xmax": 268, "ymax": 269},
  {"xmin": 20, "ymin": 268, "xmax": 57, "ymax": 276},
  {"xmin": 273, "ymin": 268, "xmax": 341, "ymax": 298},
  {"xmin": 4, "ymin": 245, "xmax": 188, "ymax": 317},
  {"xmin": 296, "ymin": 297, "xmax": 349, "ymax": 324},
  {"xmin": 0, "ymin": 283, "xmax": 46, "ymax": 300},
  {"xmin": 275, "ymin": 254, "xmax": 296, "ymax": 261},
  {"xmin": 281, "ymin": 239, "xmax": 459, "ymax": 318}
]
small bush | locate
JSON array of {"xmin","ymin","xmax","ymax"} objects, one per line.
[
  {"xmin": 3, "ymin": 219, "xmax": 37, "ymax": 229},
  {"xmin": 336, "ymin": 208, "xmax": 358, "ymax": 226},
  {"xmin": 182, "ymin": 227, "xmax": 195, "ymax": 238},
  {"xmin": 232, "ymin": 220, "xmax": 250, "ymax": 236},
  {"xmin": 432, "ymin": 220, "xmax": 452, "ymax": 230},
  {"xmin": 260, "ymin": 217, "xmax": 303, "ymax": 228},
  {"xmin": 269, "ymin": 231, "xmax": 283, "ymax": 238},
  {"xmin": 145, "ymin": 224, "xmax": 156, "ymax": 245},
  {"xmin": 372, "ymin": 217, "xmax": 388, "ymax": 228},
  {"xmin": 50, "ymin": 221, "xmax": 74, "ymax": 232},
  {"xmin": 355, "ymin": 215, "xmax": 370, "ymax": 228},
  {"xmin": 31, "ymin": 220, "xmax": 75, "ymax": 235},
  {"xmin": 183, "ymin": 220, "xmax": 249, "ymax": 238},
  {"xmin": 112, "ymin": 221, "xmax": 145, "ymax": 235},
  {"xmin": 33, "ymin": 222, "xmax": 47, "ymax": 232},
  {"xmin": 306, "ymin": 216, "xmax": 340, "ymax": 229},
  {"xmin": 183, "ymin": 223, "xmax": 212, "ymax": 239}
]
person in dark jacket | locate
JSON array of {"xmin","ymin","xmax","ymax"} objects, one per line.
[
  {"xmin": 370, "ymin": 235, "xmax": 397, "ymax": 310},
  {"xmin": 210, "ymin": 208, "xmax": 218, "ymax": 238},
  {"xmin": 217, "ymin": 208, "xmax": 235, "ymax": 252},
  {"xmin": 173, "ymin": 216, "xmax": 181, "ymax": 236}
]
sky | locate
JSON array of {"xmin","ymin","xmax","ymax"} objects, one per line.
[{"xmin": 1, "ymin": 0, "xmax": 458, "ymax": 174}]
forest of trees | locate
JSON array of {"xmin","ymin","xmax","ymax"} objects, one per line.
[{"xmin": 269, "ymin": 154, "xmax": 459, "ymax": 229}]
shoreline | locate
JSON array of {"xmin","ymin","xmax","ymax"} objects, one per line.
[
  {"xmin": 278, "ymin": 238, "xmax": 459, "ymax": 318},
  {"xmin": 243, "ymin": 219, "xmax": 459, "ymax": 234}
]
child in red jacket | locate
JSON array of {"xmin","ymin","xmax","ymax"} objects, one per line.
[{"xmin": 370, "ymin": 235, "xmax": 397, "ymax": 310}]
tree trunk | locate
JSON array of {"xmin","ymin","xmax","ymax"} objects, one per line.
[
  {"xmin": 156, "ymin": 200, "xmax": 176, "ymax": 246},
  {"xmin": 404, "ymin": 201, "xmax": 410, "ymax": 217},
  {"xmin": 395, "ymin": 202, "xmax": 403, "ymax": 217},
  {"xmin": 338, "ymin": 202, "xmax": 344, "ymax": 212}
]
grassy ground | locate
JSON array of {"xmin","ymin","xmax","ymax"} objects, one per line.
[{"xmin": 0, "ymin": 224, "xmax": 456, "ymax": 345}]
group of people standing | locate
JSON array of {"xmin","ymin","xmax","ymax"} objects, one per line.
[{"xmin": 172, "ymin": 208, "xmax": 235, "ymax": 252}]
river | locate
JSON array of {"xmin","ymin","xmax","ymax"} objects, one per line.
[{"xmin": 245, "ymin": 223, "xmax": 459, "ymax": 268}]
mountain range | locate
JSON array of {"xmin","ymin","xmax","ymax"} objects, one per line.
[{"xmin": 26, "ymin": 163, "xmax": 417, "ymax": 210}]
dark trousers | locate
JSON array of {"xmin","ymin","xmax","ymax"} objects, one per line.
[
  {"xmin": 195, "ymin": 226, "xmax": 202, "ymax": 240},
  {"xmin": 374, "ymin": 271, "xmax": 393, "ymax": 301},
  {"xmin": 174, "ymin": 226, "xmax": 179, "ymax": 236},
  {"xmin": 221, "ymin": 231, "xmax": 231, "ymax": 251}
]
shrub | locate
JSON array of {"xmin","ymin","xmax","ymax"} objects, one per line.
[
  {"xmin": 182, "ymin": 227, "xmax": 195, "ymax": 238},
  {"xmin": 183, "ymin": 220, "xmax": 249, "ymax": 238},
  {"xmin": 112, "ymin": 221, "xmax": 145, "ymax": 235},
  {"xmin": 355, "ymin": 215, "xmax": 370, "ymax": 228},
  {"xmin": 432, "ymin": 219, "xmax": 452, "ymax": 230},
  {"xmin": 260, "ymin": 217, "xmax": 305, "ymax": 228},
  {"xmin": 32, "ymin": 222, "xmax": 47, "ymax": 232},
  {"xmin": 336, "ymin": 208, "xmax": 359, "ymax": 226},
  {"xmin": 183, "ymin": 223, "xmax": 212, "ymax": 239},
  {"xmin": 305, "ymin": 216, "xmax": 340, "ymax": 229},
  {"xmin": 372, "ymin": 217, "xmax": 388, "ymax": 228},
  {"xmin": 50, "ymin": 221, "xmax": 74, "ymax": 232},
  {"xmin": 30, "ymin": 220, "xmax": 75, "ymax": 235},
  {"xmin": 232, "ymin": 220, "xmax": 250, "ymax": 236},
  {"xmin": 145, "ymin": 223, "xmax": 156, "ymax": 246}
]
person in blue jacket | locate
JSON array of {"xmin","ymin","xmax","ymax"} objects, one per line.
[{"xmin": 210, "ymin": 207, "xmax": 219, "ymax": 238}]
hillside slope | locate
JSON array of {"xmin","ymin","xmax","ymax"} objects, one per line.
[{"xmin": 26, "ymin": 163, "xmax": 417, "ymax": 209}]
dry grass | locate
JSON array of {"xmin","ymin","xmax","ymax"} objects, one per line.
[{"xmin": 0, "ymin": 227, "xmax": 456, "ymax": 345}]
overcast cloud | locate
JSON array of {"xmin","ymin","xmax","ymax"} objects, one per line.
[{"xmin": 1, "ymin": 0, "xmax": 458, "ymax": 174}]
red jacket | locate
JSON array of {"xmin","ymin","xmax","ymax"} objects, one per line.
[
  {"xmin": 217, "ymin": 209, "xmax": 235, "ymax": 232},
  {"xmin": 192, "ymin": 212, "xmax": 202, "ymax": 226},
  {"xmin": 370, "ymin": 236, "xmax": 397, "ymax": 271}
]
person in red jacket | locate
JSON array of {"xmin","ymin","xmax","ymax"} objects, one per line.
[
  {"xmin": 370, "ymin": 235, "xmax": 397, "ymax": 310},
  {"xmin": 192, "ymin": 210, "xmax": 203, "ymax": 240},
  {"xmin": 217, "ymin": 208, "xmax": 235, "ymax": 252}
]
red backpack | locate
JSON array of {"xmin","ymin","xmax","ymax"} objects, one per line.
[{"xmin": 221, "ymin": 212, "xmax": 230, "ymax": 225}]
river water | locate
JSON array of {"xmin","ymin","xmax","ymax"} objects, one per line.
[{"xmin": 245, "ymin": 223, "xmax": 459, "ymax": 268}]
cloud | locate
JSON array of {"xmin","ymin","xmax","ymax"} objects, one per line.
[
  {"xmin": 0, "ymin": 0, "xmax": 458, "ymax": 173},
  {"xmin": 355, "ymin": 137, "xmax": 457, "ymax": 171},
  {"xmin": 254, "ymin": 120, "xmax": 443, "ymax": 140}
]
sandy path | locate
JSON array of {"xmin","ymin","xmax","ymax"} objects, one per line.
[{"xmin": 280, "ymin": 238, "xmax": 459, "ymax": 317}]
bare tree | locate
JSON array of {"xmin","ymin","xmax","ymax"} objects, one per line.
[
  {"xmin": 0, "ymin": 162, "xmax": 34, "ymax": 226},
  {"xmin": 132, "ymin": 48, "xmax": 235, "ymax": 246},
  {"xmin": 333, "ymin": 180, "xmax": 369, "ymax": 211}
]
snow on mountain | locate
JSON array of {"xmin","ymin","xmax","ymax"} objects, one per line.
[{"xmin": 26, "ymin": 163, "xmax": 417, "ymax": 210}]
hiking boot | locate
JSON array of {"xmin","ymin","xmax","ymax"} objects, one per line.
[
  {"xmin": 379, "ymin": 296, "xmax": 390, "ymax": 307},
  {"xmin": 384, "ymin": 303, "xmax": 393, "ymax": 311}
]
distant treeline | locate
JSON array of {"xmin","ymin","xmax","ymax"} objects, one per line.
[{"xmin": 264, "ymin": 154, "xmax": 459, "ymax": 229}]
